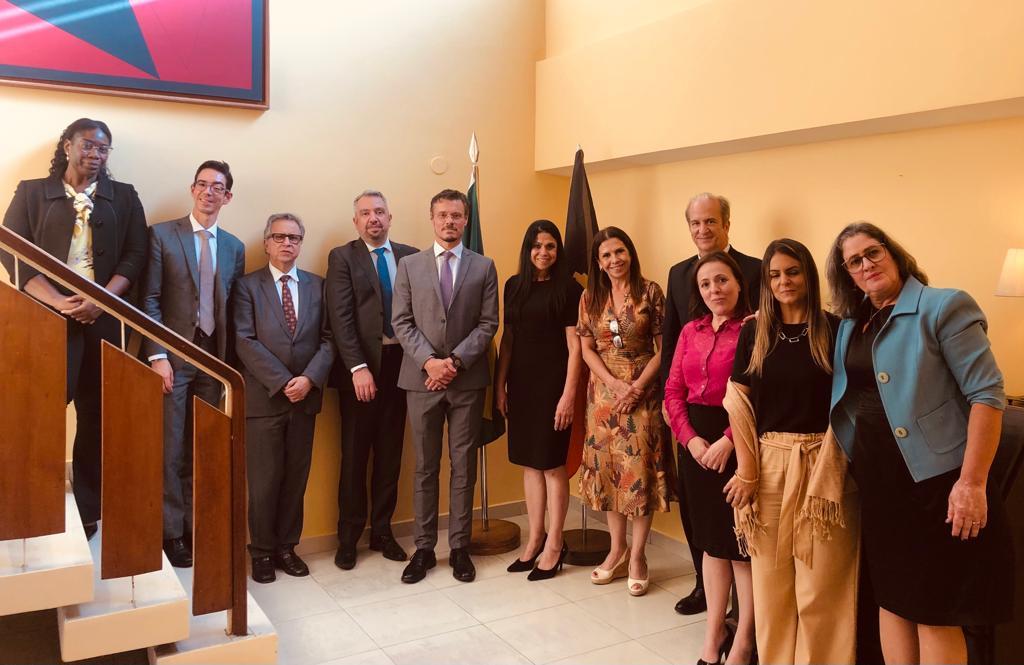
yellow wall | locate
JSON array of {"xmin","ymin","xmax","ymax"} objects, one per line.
[
  {"xmin": 537, "ymin": 0, "xmax": 1024, "ymax": 172},
  {"xmin": 0, "ymin": 0, "xmax": 565, "ymax": 540},
  {"xmin": 541, "ymin": 0, "xmax": 1024, "ymax": 541}
]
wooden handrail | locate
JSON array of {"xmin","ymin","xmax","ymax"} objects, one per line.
[{"xmin": 0, "ymin": 224, "xmax": 248, "ymax": 636}]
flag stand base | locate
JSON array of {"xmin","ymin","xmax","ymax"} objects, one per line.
[
  {"xmin": 468, "ymin": 519, "xmax": 520, "ymax": 556},
  {"xmin": 563, "ymin": 528, "xmax": 611, "ymax": 566}
]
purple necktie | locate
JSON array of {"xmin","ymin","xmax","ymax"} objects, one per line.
[{"xmin": 440, "ymin": 251, "xmax": 454, "ymax": 310}]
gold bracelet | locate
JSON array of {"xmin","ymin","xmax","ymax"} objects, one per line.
[{"xmin": 733, "ymin": 472, "xmax": 758, "ymax": 484}]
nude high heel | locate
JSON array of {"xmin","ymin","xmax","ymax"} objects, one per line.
[
  {"xmin": 591, "ymin": 552, "xmax": 628, "ymax": 585},
  {"xmin": 627, "ymin": 557, "xmax": 649, "ymax": 596}
]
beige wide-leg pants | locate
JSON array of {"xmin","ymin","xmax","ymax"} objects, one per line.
[{"xmin": 750, "ymin": 432, "xmax": 860, "ymax": 665}]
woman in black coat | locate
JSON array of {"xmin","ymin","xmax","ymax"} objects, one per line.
[{"xmin": 1, "ymin": 118, "xmax": 148, "ymax": 538}]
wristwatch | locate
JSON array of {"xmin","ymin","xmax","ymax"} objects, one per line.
[{"xmin": 449, "ymin": 354, "xmax": 465, "ymax": 373}]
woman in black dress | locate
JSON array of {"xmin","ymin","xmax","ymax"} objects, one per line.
[
  {"xmin": 496, "ymin": 220, "xmax": 583, "ymax": 580},
  {"xmin": 1, "ymin": 118, "xmax": 148, "ymax": 539},
  {"xmin": 826, "ymin": 222, "xmax": 1012, "ymax": 664}
]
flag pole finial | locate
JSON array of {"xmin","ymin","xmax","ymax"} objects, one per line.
[
  {"xmin": 576, "ymin": 143, "xmax": 582, "ymax": 152},
  {"xmin": 469, "ymin": 132, "xmax": 479, "ymax": 165}
]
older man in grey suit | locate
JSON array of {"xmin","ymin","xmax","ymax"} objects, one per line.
[
  {"xmin": 392, "ymin": 189, "xmax": 499, "ymax": 584},
  {"xmin": 233, "ymin": 213, "xmax": 334, "ymax": 583},
  {"xmin": 142, "ymin": 160, "xmax": 246, "ymax": 568}
]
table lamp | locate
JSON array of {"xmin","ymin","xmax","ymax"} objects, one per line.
[{"xmin": 996, "ymin": 248, "xmax": 1024, "ymax": 406}]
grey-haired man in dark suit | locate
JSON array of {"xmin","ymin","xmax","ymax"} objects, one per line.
[
  {"xmin": 325, "ymin": 190, "xmax": 417, "ymax": 570},
  {"xmin": 233, "ymin": 212, "xmax": 334, "ymax": 583}
]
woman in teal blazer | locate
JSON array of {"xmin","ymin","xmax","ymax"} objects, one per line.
[{"xmin": 826, "ymin": 222, "xmax": 1011, "ymax": 664}]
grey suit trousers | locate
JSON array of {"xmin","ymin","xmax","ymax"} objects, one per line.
[
  {"xmin": 406, "ymin": 388, "xmax": 485, "ymax": 550},
  {"xmin": 245, "ymin": 408, "xmax": 316, "ymax": 556},
  {"xmin": 162, "ymin": 337, "xmax": 221, "ymax": 540}
]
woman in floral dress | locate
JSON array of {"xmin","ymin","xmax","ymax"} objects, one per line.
[{"xmin": 577, "ymin": 226, "xmax": 674, "ymax": 596}]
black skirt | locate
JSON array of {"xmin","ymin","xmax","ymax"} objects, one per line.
[
  {"xmin": 847, "ymin": 312, "xmax": 1014, "ymax": 626},
  {"xmin": 678, "ymin": 403, "xmax": 747, "ymax": 561}
]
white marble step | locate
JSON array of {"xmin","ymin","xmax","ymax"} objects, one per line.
[
  {"xmin": 148, "ymin": 588, "xmax": 277, "ymax": 664},
  {"xmin": 57, "ymin": 523, "xmax": 190, "ymax": 662},
  {"xmin": 0, "ymin": 491, "xmax": 94, "ymax": 616}
]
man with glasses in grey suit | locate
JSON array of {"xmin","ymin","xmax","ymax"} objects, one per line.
[
  {"xmin": 142, "ymin": 160, "xmax": 246, "ymax": 568},
  {"xmin": 391, "ymin": 189, "xmax": 499, "ymax": 584}
]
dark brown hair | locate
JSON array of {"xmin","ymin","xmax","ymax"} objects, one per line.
[
  {"xmin": 584, "ymin": 226, "xmax": 645, "ymax": 322},
  {"xmin": 687, "ymin": 251, "xmax": 750, "ymax": 321},
  {"xmin": 825, "ymin": 221, "xmax": 928, "ymax": 318}
]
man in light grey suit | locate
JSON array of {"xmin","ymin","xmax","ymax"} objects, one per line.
[
  {"xmin": 142, "ymin": 160, "xmax": 246, "ymax": 568},
  {"xmin": 392, "ymin": 189, "xmax": 499, "ymax": 584},
  {"xmin": 233, "ymin": 213, "xmax": 334, "ymax": 584}
]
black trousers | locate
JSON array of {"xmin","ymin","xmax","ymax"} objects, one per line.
[
  {"xmin": 676, "ymin": 442, "xmax": 705, "ymax": 585},
  {"xmin": 246, "ymin": 407, "xmax": 316, "ymax": 557},
  {"xmin": 337, "ymin": 344, "xmax": 406, "ymax": 545},
  {"xmin": 67, "ymin": 313, "xmax": 121, "ymax": 525}
]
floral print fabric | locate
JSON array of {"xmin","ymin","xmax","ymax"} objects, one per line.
[{"xmin": 576, "ymin": 279, "xmax": 674, "ymax": 516}]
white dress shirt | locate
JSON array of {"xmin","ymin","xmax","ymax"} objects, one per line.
[
  {"xmin": 433, "ymin": 241, "xmax": 463, "ymax": 284},
  {"xmin": 268, "ymin": 263, "xmax": 300, "ymax": 320}
]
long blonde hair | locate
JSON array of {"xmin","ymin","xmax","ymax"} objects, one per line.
[{"xmin": 746, "ymin": 239, "xmax": 833, "ymax": 377}]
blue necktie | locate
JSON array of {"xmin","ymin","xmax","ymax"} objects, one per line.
[{"xmin": 373, "ymin": 247, "xmax": 394, "ymax": 337}]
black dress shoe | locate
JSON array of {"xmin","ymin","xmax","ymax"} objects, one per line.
[
  {"xmin": 335, "ymin": 545, "xmax": 357, "ymax": 570},
  {"xmin": 675, "ymin": 585, "xmax": 707, "ymax": 615},
  {"xmin": 449, "ymin": 547, "xmax": 476, "ymax": 583},
  {"xmin": 369, "ymin": 534, "xmax": 408, "ymax": 562},
  {"xmin": 163, "ymin": 537, "xmax": 193, "ymax": 568},
  {"xmin": 274, "ymin": 549, "xmax": 309, "ymax": 577},
  {"xmin": 83, "ymin": 522, "xmax": 98, "ymax": 541},
  {"xmin": 401, "ymin": 549, "xmax": 436, "ymax": 583},
  {"xmin": 251, "ymin": 555, "xmax": 276, "ymax": 583}
]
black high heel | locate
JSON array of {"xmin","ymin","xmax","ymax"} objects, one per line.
[
  {"xmin": 507, "ymin": 533, "xmax": 547, "ymax": 573},
  {"xmin": 696, "ymin": 623, "xmax": 735, "ymax": 665},
  {"xmin": 527, "ymin": 542, "xmax": 568, "ymax": 581}
]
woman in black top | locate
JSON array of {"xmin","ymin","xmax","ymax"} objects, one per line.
[
  {"xmin": 495, "ymin": 220, "xmax": 583, "ymax": 580},
  {"xmin": 724, "ymin": 238, "xmax": 858, "ymax": 665},
  {"xmin": 1, "ymin": 118, "xmax": 148, "ymax": 538}
]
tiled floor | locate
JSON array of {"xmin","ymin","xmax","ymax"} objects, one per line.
[
  {"xmin": 0, "ymin": 513, "xmax": 705, "ymax": 665},
  {"xmin": 250, "ymin": 513, "xmax": 706, "ymax": 665}
]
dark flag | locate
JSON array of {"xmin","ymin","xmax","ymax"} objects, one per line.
[
  {"xmin": 562, "ymin": 147, "xmax": 598, "ymax": 477},
  {"xmin": 465, "ymin": 133, "xmax": 506, "ymax": 446},
  {"xmin": 563, "ymin": 148, "xmax": 599, "ymax": 281}
]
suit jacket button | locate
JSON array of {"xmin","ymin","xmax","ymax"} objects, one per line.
[
  {"xmin": 877, "ymin": 371, "xmax": 890, "ymax": 384},
  {"xmin": 441, "ymin": 318, "xmax": 445, "ymax": 323},
  {"xmin": 894, "ymin": 427, "xmax": 908, "ymax": 438}
]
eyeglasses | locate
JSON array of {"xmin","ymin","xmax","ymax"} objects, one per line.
[
  {"xmin": 267, "ymin": 233, "xmax": 303, "ymax": 245},
  {"xmin": 609, "ymin": 318, "xmax": 624, "ymax": 349},
  {"xmin": 77, "ymin": 139, "xmax": 112, "ymax": 156},
  {"xmin": 842, "ymin": 244, "xmax": 888, "ymax": 273},
  {"xmin": 193, "ymin": 180, "xmax": 228, "ymax": 195},
  {"xmin": 434, "ymin": 211, "xmax": 465, "ymax": 222}
]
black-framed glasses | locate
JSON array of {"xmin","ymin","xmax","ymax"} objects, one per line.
[
  {"xmin": 609, "ymin": 318, "xmax": 624, "ymax": 349},
  {"xmin": 193, "ymin": 180, "xmax": 228, "ymax": 195},
  {"xmin": 77, "ymin": 139, "xmax": 112, "ymax": 156},
  {"xmin": 268, "ymin": 233, "xmax": 303, "ymax": 245},
  {"xmin": 843, "ymin": 244, "xmax": 887, "ymax": 273}
]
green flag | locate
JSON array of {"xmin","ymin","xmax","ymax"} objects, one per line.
[{"xmin": 466, "ymin": 135, "xmax": 505, "ymax": 445}]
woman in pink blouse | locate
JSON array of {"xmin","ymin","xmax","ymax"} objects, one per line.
[{"xmin": 665, "ymin": 251, "xmax": 754, "ymax": 665}]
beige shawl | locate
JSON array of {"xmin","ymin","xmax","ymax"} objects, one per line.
[{"xmin": 723, "ymin": 380, "xmax": 850, "ymax": 564}]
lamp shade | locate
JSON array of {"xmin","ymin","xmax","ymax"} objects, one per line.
[{"xmin": 995, "ymin": 248, "xmax": 1024, "ymax": 297}]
